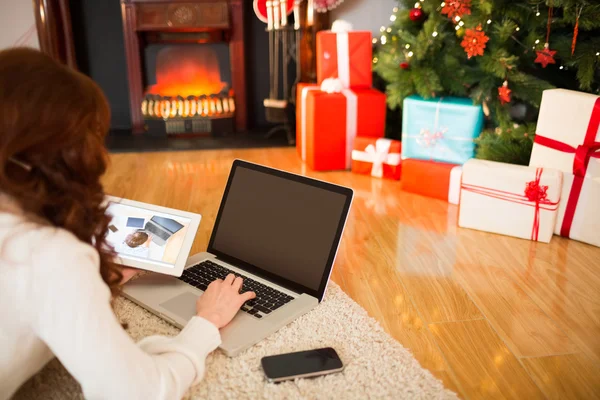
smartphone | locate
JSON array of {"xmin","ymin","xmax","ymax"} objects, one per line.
[{"xmin": 261, "ymin": 347, "xmax": 344, "ymax": 383}]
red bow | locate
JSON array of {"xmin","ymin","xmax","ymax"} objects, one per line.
[{"xmin": 461, "ymin": 168, "xmax": 559, "ymax": 241}]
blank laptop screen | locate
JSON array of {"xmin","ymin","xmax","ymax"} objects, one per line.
[{"xmin": 210, "ymin": 165, "xmax": 348, "ymax": 292}]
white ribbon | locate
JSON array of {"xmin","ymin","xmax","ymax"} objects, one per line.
[
  {"xmin": 448, "ymin": 165, "xmax": 463, "ymax": 205},
  {"xmin": 336, "ymin": 32, "xmax": 351, "ymax": 88},
  {"xmin": 300, "ymin": 78, "xmax": 358, "ymax": 169},
  {"xmin": 351, "ymin": 138, "xmax": 401, "ymax": 178}
]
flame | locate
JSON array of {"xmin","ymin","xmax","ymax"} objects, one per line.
[{"xmin": 146, "ymin": 46, "xmax": 227, "ymax": 97}]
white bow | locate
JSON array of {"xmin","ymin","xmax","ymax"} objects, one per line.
[
  {"xmin": 320, "ymin": 77, "xmax": 345, "ymax": 93},
  {"xmin": 352, "ymin": 139, "xmax": 401, "ymax": 178},
  {"xmin": 331, "ymin": 20, "xmax": 353, "ymax": 33}
]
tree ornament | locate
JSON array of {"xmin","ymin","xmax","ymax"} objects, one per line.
[
  {"xmin": 441, "ymin": 0, "xmax": 472, "ymax": 20},
  {"xmin": 409, "ymin": 7, "xmax": 424, "ymax": 22},
  {"xmin": 535, "ymin": 2, "xmax": 557, "ymax": 67},
  {"xmin": 400, "ymin": 62, "xmax": 410, "ymax": 70},
  {"xmin": 461, "ymin": 24, "xmax": 489, "ymax": 59},
  {"xmin": 535, "ymin": 43, "xmax": 557, "ymax": 68},
  {"xmin": 498, "ymin": 81, "xmax": 511, "ymax": 104},
  {"xmin": 572, "ymin": 5, "xmax": 583, "ymax": 55}
]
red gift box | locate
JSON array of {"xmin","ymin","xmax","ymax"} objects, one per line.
[
  {"xmin": 401, "ymin": 159, "xmax": 463, "ymax": 204},
  {"xmin": 296, "ymin": 82, "xmax": 386, "ymax": 171},
  {"xmin": 316, "ymin": 30, "xmax": 372, "ymax": 89},
  {"xmin": 351, "ymin": 137, "xmax": 402, "ymax": 180}
]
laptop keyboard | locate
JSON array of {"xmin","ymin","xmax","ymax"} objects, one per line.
[
  {"xmin": 177, "ymin": 260, "xmax": 295, "ymax": 319},
  {"xmin": 145, "ymin": 223, "xmax": 171, "ymax": 241}
]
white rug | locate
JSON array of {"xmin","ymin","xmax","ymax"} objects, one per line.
[{"xmin": 14, "ymin": 282, "xmax": 458, "ymax": 399}]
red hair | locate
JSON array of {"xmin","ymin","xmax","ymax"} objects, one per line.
[{"xmin": 0, "ymin": 47, "xmax": 122, "ymax": 293}]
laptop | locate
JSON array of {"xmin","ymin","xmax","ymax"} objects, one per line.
[{"xmin": 121, "ymin": 160, "xmax": 354, "ymax": 357}]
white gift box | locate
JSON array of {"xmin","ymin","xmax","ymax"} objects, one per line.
[
  {"xmin": 458, "ymin": 159, "xmax": 563, "ymax": 243},
  {"xmin": 529, "ymin": 89, "xmax": 600, "ymax": 247}
]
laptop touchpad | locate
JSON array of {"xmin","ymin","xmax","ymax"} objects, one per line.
[{"xmin": 159, "ymin": 292, "xmax": 198, "ymax": 321}]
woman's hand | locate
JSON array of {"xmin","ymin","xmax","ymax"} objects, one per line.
[
  {"xmin": 196, "ymin": 274, "xmax": 256, "ymax": 329},
  {"xmin": 120, "ymin": 267, "xmax": 141, "ymax": 285}
]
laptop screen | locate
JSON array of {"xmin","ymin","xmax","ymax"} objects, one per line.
[{"xmin": 208, "ymin": 162, "xmax": 352, "ymax": 299}]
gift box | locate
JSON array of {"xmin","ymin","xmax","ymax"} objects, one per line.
[
  {"xmin": 529, "ymin": 89, "xmax": 600, "ymax": 247},
  {"xmin": 351, "ymin": 138, "xmax": 401, "ymax": 180},
  {"xmin": 401, "ymin": 159, "xmax": 463, "ymax": 204},
  {"xmin": 296, "ymin": 81, "xmax": 386, "ymax": 171},
  {"xmin": 401, "ymin": 95, "xmax": 484, "ymax": 165},
  {"xmin": 459, "ymin": 159, "xmax": 563, "ymax": 243},
  {"xmin": 316, "ymin": 29, "xmax": 372, "ymax": 89}
]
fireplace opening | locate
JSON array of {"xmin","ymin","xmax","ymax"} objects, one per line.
[{"xmin": 141, "ymin": 43, "xmax": 235, "ymax": 136}]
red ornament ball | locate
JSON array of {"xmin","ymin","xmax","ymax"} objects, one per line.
[
  {"xmin": 400, "ymin": 62, "xmax": 410, "ymax": 70},
  {"xmin": 409, "ymin": 7, "xmax": 424, "ymax": 22}
]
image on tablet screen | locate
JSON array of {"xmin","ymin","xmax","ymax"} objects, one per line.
[{"xmin": 105, "ymin": 202, "xmax": 192, "ymax": 268}]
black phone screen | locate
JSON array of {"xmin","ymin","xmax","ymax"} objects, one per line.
[{"xmin": 261, "ymin": 348, "xmax": 343, "ymax": 380}]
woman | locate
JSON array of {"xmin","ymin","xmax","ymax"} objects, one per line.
[{"xmin": 0, "ymin": 48, "xmax": 255, "ymax": 399}]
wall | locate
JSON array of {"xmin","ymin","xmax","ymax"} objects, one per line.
[
  {"xmin": 0, "ymin": 0, "xmax": 39, "ymax": 50},
  {"xmin": 329, "ymin": 0, "xmax": 397, "ymax": 34}
]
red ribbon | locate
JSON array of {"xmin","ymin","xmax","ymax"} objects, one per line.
[
  {"xmin": 461, "ymin": 168, "xmax": 559, "ymax": 241},
  {"xmin": 533, "ymin": 97, "xmax": 600, "ymax": 237}
]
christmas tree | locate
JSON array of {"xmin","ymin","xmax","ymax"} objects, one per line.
[{"xmin": 374, "ymin": 0, "xmax": 600, "ymax": 163}]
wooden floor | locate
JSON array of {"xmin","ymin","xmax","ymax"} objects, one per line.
[{"xmin": 102, "ymin": 147, "xmax": 600, "ymax": 400}]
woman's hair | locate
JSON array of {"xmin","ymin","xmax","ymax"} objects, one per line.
[
  {"xmin": 0, "ymin": 47, "xmax": 123, "ymax": 293},
  {"xmin": 125, "ymin": 231, "xmax": 149, "ymax": 248}
]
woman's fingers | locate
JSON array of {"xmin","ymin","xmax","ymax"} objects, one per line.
[
  {"xmin": 232, "ymin": 276, "xmax": 243, "ymax": 292},
  {"xmin": 223, "ymin": 273, "xmax": 235, "ymax": 285},
  {"xmin": 240, "ymin": 291, "xmax": 256, "ymax": 302}
]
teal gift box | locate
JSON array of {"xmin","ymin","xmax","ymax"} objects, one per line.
[{"xmin": 401, "ymin": 95, "xmax": 484, "ymax": 165}]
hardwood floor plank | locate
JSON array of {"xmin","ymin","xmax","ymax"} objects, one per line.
[
  {"xmin": 521, "ymin": 353, "xmax": 600, "ymax": 400},
  {"xmin": 453, "ymin": 260, "xmax": 579, "ymax": 358},
  {"xmin": 456, "ymin": 229, "xmax": 599, "ymax": 363},
  {"xmin": 429, "ymin": 320, "xmax": 545, "ymax": 400}
]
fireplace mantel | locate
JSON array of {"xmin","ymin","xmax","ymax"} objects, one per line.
[{"xmin": 121, "ymin": 0, "xmax": 247, "ymax": 134}]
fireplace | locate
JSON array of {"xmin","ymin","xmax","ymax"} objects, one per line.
[{"xmin": 121, "ymin": 0, "xmax": 247, "ymax": 135}]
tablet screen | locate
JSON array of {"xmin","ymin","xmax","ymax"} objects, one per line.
[{"xmin": 106, "ymin": 201, "xmax": 192, "ymax": 268}]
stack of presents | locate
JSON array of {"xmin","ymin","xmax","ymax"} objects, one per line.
[{"xmin": 296, "ymin": 23, "xmax": 599, "ymax": 249}]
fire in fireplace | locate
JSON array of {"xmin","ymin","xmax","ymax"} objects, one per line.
[
  {"xmin": 120, "ymin": 0, "xmax": 247, "ymax": 136},
  {"xmin": 141, "ymin": 44, "xmax": 235, "ymax": 135}
]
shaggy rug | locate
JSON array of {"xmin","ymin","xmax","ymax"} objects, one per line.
[{"xmin": 13, "ymin": 282, "xmax": 458, "ymax": 400}]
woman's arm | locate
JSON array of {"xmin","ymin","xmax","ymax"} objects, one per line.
[{"xmin": 28, "ymin": 234, "xmax": 220, "ymax": 400}]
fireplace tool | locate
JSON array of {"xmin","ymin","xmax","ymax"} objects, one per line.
[{"xmin": 260, "ymin": 0, "xmax": 303, "ymax": 145}]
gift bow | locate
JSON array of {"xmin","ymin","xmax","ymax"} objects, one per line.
[
  {"xmin": 320, "ymin": 77, "xmax": 345, "ymax": 93},
  {"xmin": 534, "ymin": 135, "xmax": 600, "ymax": 178},
  {"xmin": 331, "ymin": 19, "xmax": 353, "ymax": 33},
  {"xmin": 352, "ymin": 139, "xmax": 401, "ymax": 178},
  {"xmin": 461, "ymin": 168, "xmax": 559, "ymax": 241}
]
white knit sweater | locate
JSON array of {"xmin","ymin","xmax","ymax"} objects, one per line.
[{"xmin": 0, "ymin": 196, "xmax": 221, "ymax": 399}]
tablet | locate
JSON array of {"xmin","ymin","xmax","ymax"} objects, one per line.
[{"xmin": 103, "ymin": 196, "xmax": 201, "ymax": 277}]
